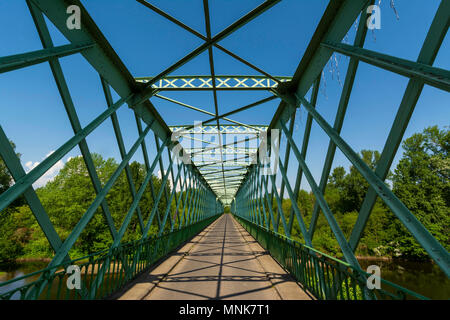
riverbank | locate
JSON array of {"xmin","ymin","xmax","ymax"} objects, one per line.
[
  {"xmin": 356, "ymin": 256, "xmax": 393, "ymax": 261},
  {"xmin": 15, "ymin": 257, "xmax": 52, "ymax": 263},
  {"xmin": 1, "ymin": 256, "xmax": 448, "ymax": 299},
  {"xmin": 7, "ymin": 255, "xmax": 420, "ymax": 271},
  {"xmin": 8, "ymin": 259, "xmax": 122, "ymax": 276},
  {"xmin": 10, "ymin": 254, "xmax": 435, "ymax": 269}
]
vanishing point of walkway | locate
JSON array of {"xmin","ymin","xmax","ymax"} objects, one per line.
[{"xmin": 116, "ymin": 214, "xmax": 313, "ymax": 300}]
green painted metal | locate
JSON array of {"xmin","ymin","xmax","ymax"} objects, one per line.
[
  {"xmin": 199, "ymin": 96, "xmax": 278, "ymax": 127},
  {"xmin": 269, "ymin": 173, "xmax": 290, "ymax": 238},
  {"xmin": 276, "ymin": 92, "xmax": 450, "ymax": 276},
  {"xmin": 269, "ymin": 0, "xmax": 370, "ymax": 133},
  {"xmin": 0, "ymin": 42, "xmax": 94, "ymax": 74},
  {"xmin": 169, "ymin": 124, "xmax": 266, "ymax": 203},
  {"xmin": 0, "ymin": 93, "xmax": 130, "ymax": 213},
  {"xmin": 275, "ymin": 111, "xmax": 295, "ymax": 232},
  {"xmin": 287, "ymin": 76, "xmax": 320, "ymax": 235},
  {"xmin": 138, "ymin": 0, "xmax": 281, "ymax": 93},
  {"xmin": 28, "ymin": 124, "xmax": 154, "ymax": 298},
  {"xmin": 349, "ymin": 0, "xmax": 450, "ymax": 252},
  {"xmin": 198, "ymin": 14, "xmax": 225, "ymax": 202},
  {"xmin": 276, "ymin": 155, "xmax": 311, "ymax": 246},
  {"xmin": 137, "ymin": 75, "xmax": 291, "ymax": 91},
  {"xmin": 154, "ymin": 94, "xmax": 258, "ymax": 130},
  {"xmin": 230, "ymin": 0, "xmax": 449, "ymax": 300},
  {"xmin": 137, "ymin": 0, "xmax": 282, "ymax": 82},
  {"xmin": 29, "ymin": 0, "xmax": 170, "ymax": 142},
  {"xmin": 154, "ymin": 134, "xmax": 173, "ymax": 228},
  {"xmin": 308, "ymin": 4, "xmax": 371, "ymax": 238},
  {"xmin": 0, "ymin": 0, "xmax": 448, "ymax": 301},
  {"xmin": 277, "ymin": 120, "xmax": 362, "ymax": 270},
  {"xmin": 0, "ymin": 127, "xmax": 64, "ymax": 253},
  {"xmin": 0, "ymin": 215, "xmax": 220, "ymax": 300},
  {"xmin": 27, "ymin": 3, "xmax": 123, "ymax": 275},
  {"xmin": 321, "ymin": 41, "xmax": 450, "ymax": 92},
  {"xmin": 0, "ymin": 0, "xmax": 195, "ymax": 301},
  {"xmin": 234, "ymin": 216, "xmax": 429, "ymax": 300}
]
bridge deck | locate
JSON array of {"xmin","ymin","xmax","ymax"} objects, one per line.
[{"xmin": 116, "ymin": 214, "xmax": 313, "ymax": 300}]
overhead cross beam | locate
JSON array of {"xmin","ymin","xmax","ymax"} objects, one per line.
[
  {"xmin": 0, "ymin": 0, "xmax": 220, "ymax": 300},
  {"xmin": 0, "ymin": 42, "xmax": 94, "ymax": 74},
  {"xmin": 153, "ymin": 94, "xmax": 261, "ymax": 131},
  {"xmin": 135, "ymin": 0, "xmax": 282, "ymax": 102},
  {"xmin": 1, "ymin": 0, "xmax": 447, "ymax": 301},
  {"xmin": 137, "ymin": 75, "xmax": 291, "ymax": 91},
  {"xmin": 202, "ymin": 0, "xmax": 226, "ymax": 199},
  {"xmin": 232, "ymin": 0, "xmax": 450, "ymax": 282},
  {"xmin": 169, "ymin": 122, "xmax": 265, "ymax": 202},
  {"xmin": 321, "ymin": 41, "xmax": 450, "ymax": 92},
  {"xmin": 135, "ymin": 0, "xmax": 281, "ymax": 203},
  {"xmin": 136, "ymin": 0, "xmax": 282, "ymax": 83}
]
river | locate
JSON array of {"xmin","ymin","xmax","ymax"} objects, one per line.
[
  {"xmin": 357, "ymin": 258, "xmax": 450, "ymax": 300},
  {"xmin": 1, "ymin": 259, "xmax": 449, "ymax": 299}
]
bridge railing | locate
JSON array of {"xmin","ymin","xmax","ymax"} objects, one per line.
[
  {"xmin": 0, "ymin": 214, "xmax": 220, "ymax": 300},
  {"xmin": 0, "ymin": 0, "xmax": 224, "ymax": 300},
  {"xmin": 230, "ymin": 0, "xmax": 449, "ymax": 298},
  {"xmin": 234, "ymin": 215, "xmax": 428, "ymax": 300}
]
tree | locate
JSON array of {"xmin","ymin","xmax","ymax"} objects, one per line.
[
  {"xmin": 303, "ymin": 150, "xmax": 393, "ymax": 256},
  {"xmin": 390, "ymin": 126, "xmax": 449, "ymax": 259},
  {"xmin": 2, "ymin": 126, "xmax": 447, "ymax": 263},
  {"xmin": 0, "ymin": 212, "xmax": 24, "ymax": 264},
  {"xmin": 0, "ymin": 140, "xmax": 16, "ymax": 195},
  {"xmin": 327, "ymin": 150, "xmax": 382, "ymax": 214},
  {"xmin": 0, "ymin": 140, "xmax": 25, "ymax": 263},
  {"xmin": 9, "ymin": 154, "xmax": 171, "ymax": 258}
]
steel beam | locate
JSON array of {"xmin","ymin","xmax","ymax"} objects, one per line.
[
  {"xmin": 139, "ymin": 0, "xmax": 281, "ymax": 91},
  {"xmin": 29, "ymin": 0, "xmax": 169, "ymax": 141},
  {"xmin": 349, "ymin": 0, "xmax": 450, "ymax": 252},
  {"xmin": 137, "ymin": 75, "xmax": 291, "ymax": 91},
  {"xmin": 136, "ymin": 0, "xmax": 281, "ymax": 83},
  {"xmin": 0, "ymin": 42, "xmax": 94, "ymax": 74},
  {"xmin": 321, "ymin": 41, "xmax": 450, "ymax": 92},
  {"xmin": 279, "ymin": 121, "xmax": 361, "ymax": 268},
  {"xmin": 308, "ymin": 4, "xmax": 371, "ymax": 237},
  {"xmin": 278, "ymin": 91, "xmax": 450, "ymax": 276},
  {"xmin": 154, "ymin": 94, "xmax": 259, "ymax": 130}
]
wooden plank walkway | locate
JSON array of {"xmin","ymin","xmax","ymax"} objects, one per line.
[{"xmin": 115, "ymin": 214, "xmax": 313, "ymax": 300}]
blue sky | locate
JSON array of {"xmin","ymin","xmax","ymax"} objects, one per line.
[{"xmin": 0, "ymin": 0, "xmax": 448, "ymax": 192}]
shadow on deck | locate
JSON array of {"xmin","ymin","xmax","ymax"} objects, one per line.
[{"xmin": 113, "ymin": 214, "xmax": 314, "ymax": 300}]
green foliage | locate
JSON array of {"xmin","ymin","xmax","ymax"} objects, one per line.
[
  {"xmin": 0, "ymin": 140, "xmax": 16, "ymax": 195},
  {"xmin": 338, "ymin": 279, "xmax": 364, "ymax": 300},
  {"xmin": 0, "ymin": 126, "xmax": 448, "ymax": 264},
  {"xmin": 0, "ymin": 141, "xmax": 25, "ymax": 263},
  {"xmin": 327, "ymin": 150, "xmax": 382, "ymax": 215},
  {"xmin": 0, "ymin": 209, "xmax": 23, "ymax": 264},
  {"xmin": 0, "ymin": 153, "xmax": 171, "ymax": 261},
  {"xmin": 390, "ymin": 126, "xmax": 450, "ymax": 259},
  {"xmin": 278, "ymin": 127, "xmax": 449, "ymax": 261}
]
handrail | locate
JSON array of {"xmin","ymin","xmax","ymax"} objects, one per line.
[
  {"xmin": 0, "ymin": 214, "xmax": 221, "ymax": 300},
  {"xmin": 234, "ymin": 214, "xmax": 429, "ymax": 300}
]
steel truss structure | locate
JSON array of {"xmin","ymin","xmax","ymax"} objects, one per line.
[
  {"xmin": 170, "ymin": 124, "xmax": 267, "ymax": 203},
  {"xmin": 232, "ymin": 0, "xmax": 450, "ymax": 282},
  {"xmin": 0, "ymin": 0, "xmax": 448, "ymax": 300},
  {"xmin": 136, "ymin": 75, "xmax": 292, "ymax": 91}
]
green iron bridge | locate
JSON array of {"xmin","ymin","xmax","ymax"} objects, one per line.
[{"xmin": 0, "ymin": 0, "xmax": 449, "ymax": 300}]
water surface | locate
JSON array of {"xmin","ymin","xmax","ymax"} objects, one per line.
[
  {"xmin": 1, "ymin": 259, "xmax": 449, "ymax": 299},
  {"xmin": 358, "ymin": 258, "xmax": 449, "ymax": 300}
]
